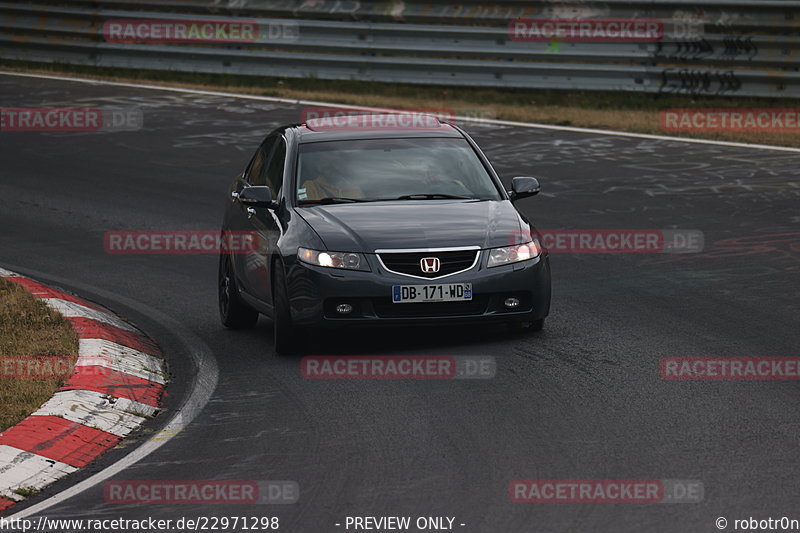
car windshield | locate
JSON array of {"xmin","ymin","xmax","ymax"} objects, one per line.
[{"xmin": 295, "ymin": 138, "xmax": 503, "ymax": 204}]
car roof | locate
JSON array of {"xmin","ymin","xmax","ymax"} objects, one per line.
[{"xmin": 289, "ymin": 113, "xmax": 464, "ymax": 143}]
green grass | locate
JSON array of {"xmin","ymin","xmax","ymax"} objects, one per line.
[
  {"xmin": 11, "ymin": 485, "xmax": 40, "ymax": 498},
  {"xmin": 0, "ymin": 278, "xmax": 79, "ymax": 432}
]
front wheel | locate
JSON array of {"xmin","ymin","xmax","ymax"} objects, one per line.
[
  {"xmin": 272, "ymin": 264, "xmax": 299, "ymax": 355},
  {"xmin": 218, "ymin": 253, "xmax": 259, "ymax": 329}
]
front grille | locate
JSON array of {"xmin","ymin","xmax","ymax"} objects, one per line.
[
  {"xmin": 378, "ymin": 250, "xmax": 478, "ymax": 279},
  {"xmin": 372, "ymin": 296, "xmax": 488, "ymax": 318}
]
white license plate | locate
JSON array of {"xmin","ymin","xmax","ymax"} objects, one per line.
[{"xmin": 392, "ymin": 283, "xmax": 472, "ymax": 303}]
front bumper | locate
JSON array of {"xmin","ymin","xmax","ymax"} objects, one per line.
[{"xmin": 285, "ymin": 251, "xmax": 551, "ymax": 328}]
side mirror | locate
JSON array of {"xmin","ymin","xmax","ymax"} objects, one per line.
[
  {"xmin": 238, "ymin": 186, "xmax": 277, "ymax": 209},
  {"xmin": 508, "ymin": 176, "xmax": 541, "ymax": 202}
]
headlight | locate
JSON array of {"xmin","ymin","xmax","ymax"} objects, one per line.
[
  {"xmin": 298, "ymin": 248, "xmax": 370, "ymax": 271},
  {"xmin": 487, "ymin": 240, "xmax": 541, "ymax": 268}
]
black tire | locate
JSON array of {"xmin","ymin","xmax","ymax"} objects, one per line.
[
  {"xmin": 218, "ymin": 253, "xmax": 259, "ymax": 329},
  {"xmin": 272, "ymin": 263, "xmax": 299, "ymax": 355}
]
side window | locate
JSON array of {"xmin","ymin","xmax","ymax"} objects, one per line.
[
  {"xmin": 262, "ymin": 137, "xmax": 286, "ymax": 198},
  {"xmin": 247, "ymin": 137, "xmax": 276, "ymax": 186}
]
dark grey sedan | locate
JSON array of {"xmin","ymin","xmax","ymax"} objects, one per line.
[{"xmin": 218, "ymin": 114, "xmax": 551, "ymax": 354}]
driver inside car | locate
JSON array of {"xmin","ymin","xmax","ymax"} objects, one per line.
[{"xmin": 298, "ymin": 161, "xmax": 364, "ymax": 202}]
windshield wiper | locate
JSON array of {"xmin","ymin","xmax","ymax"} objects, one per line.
[
  {"xmin": 394, "ymin": 193, "xmax": 474, "ymax": 200},
  {"xmin": 299, "ymin": 194, "xmax": 478, "ymax": 205},
  {"xmin": 298, "ymin": 197, "xmax": 369, "ymax": 205}
]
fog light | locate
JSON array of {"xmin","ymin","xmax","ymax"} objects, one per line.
[
  {"xmin": 336, "ymin": 303, "xmax": 353, "ymax": 315},
  {"xmin": 504, "ymin": 297, "xmax": 521, "ymax": 309}
]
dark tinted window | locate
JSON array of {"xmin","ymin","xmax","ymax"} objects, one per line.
[
  {"xmin": 263, "ymin": 137, "xmax": 286, "ymax": 198},
  {"xmin": 247, "ymin": 137, "xmax": 276, "ymax": 186}
]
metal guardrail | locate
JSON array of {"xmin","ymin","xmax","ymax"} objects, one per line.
[{"xmin": 0, "ymin": 1, "xmax": 798, "ymax": 97}]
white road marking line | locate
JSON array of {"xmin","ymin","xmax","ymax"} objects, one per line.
[
  {"xmin": 42, "ymin": 298, "xmax": 138, "ymax": 332},
  {"xmin": 0, "ymin": 446, "xmax": 78, "ymax": 501},
  {"xmin": 2, "ymin": 70, "xmax": 799, "ymax": 153},
  {"xmin": 77, "ymin": 338, "xmax": 166, "ymax": 384},
  {"xmin": 0, "ymin": 268, "xmax": 19, "ymax": 277},
  {"xmin": 31, "ymin": 391, "xmax": 150, "ymax": 437}
]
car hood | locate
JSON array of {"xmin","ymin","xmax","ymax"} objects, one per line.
[{"xmin": 294, "ymin": 200, "xmax": 524, "ymax": 252}]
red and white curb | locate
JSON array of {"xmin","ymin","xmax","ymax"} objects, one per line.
[{"xmin": 0, "ymin": 267, "xmax": 167, "ymax": 512}]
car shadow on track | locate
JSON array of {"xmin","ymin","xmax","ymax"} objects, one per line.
[{"xmin": 259, "ymin": 320, "xmax": 542, "ymax": 356}]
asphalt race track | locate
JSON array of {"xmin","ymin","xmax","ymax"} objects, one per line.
[{"xmin": 1, "ymin": 73, "xmax": 799, "ymax": 532}]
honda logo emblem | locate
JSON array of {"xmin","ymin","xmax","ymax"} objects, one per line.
[{"xmin": 420, "ymin": 257, "xmax": 441, "ymax": 274}]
